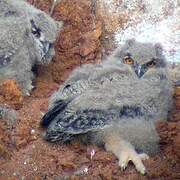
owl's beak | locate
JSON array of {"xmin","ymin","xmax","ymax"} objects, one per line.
[{"xmin": 134, "ymin": 64, "xmax": 146, "ymax": 78}]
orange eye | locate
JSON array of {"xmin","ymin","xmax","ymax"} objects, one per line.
[{"xmin": 123, "ymin": 56, "xmax": 134, "ymax": 65}]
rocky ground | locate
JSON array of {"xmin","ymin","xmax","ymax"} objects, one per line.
[{"xmin": 0, "ymin": 0, "xmax": 179, "ymax": 179}]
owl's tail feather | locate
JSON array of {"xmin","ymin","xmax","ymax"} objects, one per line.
[{"xmin": 41, "ymin": 99, "xmax": 69, "ymax": 127}]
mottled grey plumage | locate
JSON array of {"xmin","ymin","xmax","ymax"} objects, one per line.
[
  {"xmin": 0, "ymin": 0, "xmax": 63, "ymax": 95},
  {"xmin": 41, "ymin": 39, "xmax": 173, "ymax": 174}
]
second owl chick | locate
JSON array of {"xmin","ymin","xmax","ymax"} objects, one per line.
[{"xmin": 0, "ymin": 0, "xmax": 63, "ymax": 95}]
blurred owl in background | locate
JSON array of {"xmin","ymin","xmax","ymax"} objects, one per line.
[
  {"xmin": 41, "ymin": 39, "xmax": 173, "ymax": 174},
  {"xmin": 0, "ymin": 0, "xmax": 63, "ymax": 95}
]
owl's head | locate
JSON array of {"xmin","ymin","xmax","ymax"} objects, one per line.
[
  {"xmin": 29, "ymin": 11, "xmax": 63, "ymax": 64},
  {"xmin": 111, "ymin": 39, "xmax": 167, "ymax": 78}
]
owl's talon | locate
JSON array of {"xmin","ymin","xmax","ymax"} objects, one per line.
[
  {"xmin": 135, "ymin": 162, "xmax": 146, "ymax": 175},
  {"xmin": 119, "ymin": 162, "xmax": 127, "ymax": 171},
  {"xmin": 139, "ymin": 167, "xmax": 147, "ymax": 175},
  {"xmin": 26, "ymin": 92, "xmax": 30, "ymax": 96},
  {"xmin": 118, "ymin": 151, "xmax": 129, "ymax": 170},
  {"xmin": 118, "ymin": 148, "xmax": 148, "ymax": 174}
]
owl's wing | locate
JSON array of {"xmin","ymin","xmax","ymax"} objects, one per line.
[
  {"xmin": 42, "ymin": 77, "xmax": 121, "ymax": 142},
  {"xmin": 42, "ymin": 85, "xmax": 144, "ymax": 143},
  {"xmin": 41, "ymin": 71, "xmax": 113, "ymax": 134},
  {"xmin": 42, "ymin": 64, "xmax": 98, "ymax": 126},
  {"xmin": 42, "ymin": 98, "xmax": 113, "ymax": 142}
]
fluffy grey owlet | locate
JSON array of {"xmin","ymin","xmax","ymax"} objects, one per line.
[
  {"xmin": 41, "ymin": 39, "xmax": 173, "ymax": 174},
  {"xmin": 0, "ymin": 0, "xmax": 63, "ymax": 95}
]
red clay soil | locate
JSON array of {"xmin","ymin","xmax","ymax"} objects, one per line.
[
  {"xmin": 0, "ymin": 80, "xmax": 23, "ymax": 110},
  {"xmin": 0, "ymin": 0, "xmax": 180, "ymax": 179}
]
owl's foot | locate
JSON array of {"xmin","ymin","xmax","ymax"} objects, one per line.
[
  {"xmin": 118, "ymin": 150, "xmax": 149, "ymax": 175},
  {"xmin": 105, "ymin": 136, "xmax": 149, "ymax": 175}
]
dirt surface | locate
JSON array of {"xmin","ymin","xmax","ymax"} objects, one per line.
[
  {"xmin": 0, "ymin": 0, "xmax": 180, "ymax": 179},
  {"xmin": 0, "ymin": 80, "xmax": 23, "ymax": 110}
]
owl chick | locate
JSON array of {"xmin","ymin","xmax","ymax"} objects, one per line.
[
  {"xmin": 0, "ymin": 0, "xmax": 63, "ymax": 95},
  {"xmin": 41, "ymin": 39, "xmax": 173, "ymax": 174}
]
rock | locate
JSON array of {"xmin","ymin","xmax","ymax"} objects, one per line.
[{"xmin": 79, "ymin": 21, "xmax": 102, "ymax": 57}]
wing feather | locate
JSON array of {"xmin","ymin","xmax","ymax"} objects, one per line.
[
  {"xmin": 44, "ymin": 108, "xmax": 114, "ymax": 142},
  {"xmin": 41, "ymin": 99, "xmax": 69, "ymax": 127}
]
